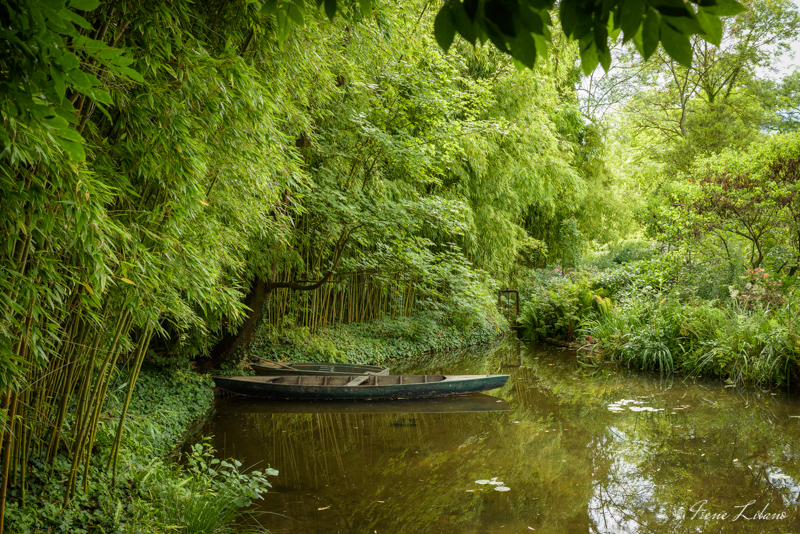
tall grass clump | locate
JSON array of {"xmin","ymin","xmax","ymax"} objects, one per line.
[{"xmin": 582, "ymin": 290, "xmax": 800, "ymax": 388}]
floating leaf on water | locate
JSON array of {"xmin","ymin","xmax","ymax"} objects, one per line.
[
  {"xmin": 466, "ymin": 489, "xmax": 482, "ymax": 492},
  {"xmin": 317, "ymin": 506, "xmax": 330, "ymax": 511},
  {"xmin": 770, "ymin": 473, "xmax": 791, "ymax": 480},
  {"xmin": 475, "ymin": 479, "xmax": 491, "ymax": 484},
  {"xmin": 494, "ymin": 486, "xmax": 511, "ymax": 492},
  {"xmin": 489, "ymin": 481, "xmax": 504, "ymax": 485}
]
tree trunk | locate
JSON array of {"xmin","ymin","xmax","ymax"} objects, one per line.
[{"xmin": 197, "ymin": 276, "xmax": 271, "ymax": 374}]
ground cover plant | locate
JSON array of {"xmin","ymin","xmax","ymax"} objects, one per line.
[
  {"xmin": 4, "ymin": 366, "xmax": 275, "ymax": 533},
  {"xmin": 242, "ymin": 311, "xmax": 506, "ymax": 369}
]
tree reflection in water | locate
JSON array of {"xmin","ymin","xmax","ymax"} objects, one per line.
[{"xmin": 202, "ymin": 340, "xmax": 800, "ymax": 533}]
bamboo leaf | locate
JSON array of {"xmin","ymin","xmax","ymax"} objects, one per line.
[{"xmin": 54, "ymin": 137, "xmax": 86, "ymax": 161}]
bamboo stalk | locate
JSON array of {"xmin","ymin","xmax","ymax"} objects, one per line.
[
  {"xmin": 109, "ymin": 324, "xmax": 154, "ymax": 483},
  {"xmin": 65, "ymin": 309, "xmax": 131, "ymax": 501},
  {"xmin": 0, "ymin": 392, "xmax": 18, "ymax": 534},
  {"xmin": 80, "ymin": 312, "xmax": 133, "ymax": 491}
]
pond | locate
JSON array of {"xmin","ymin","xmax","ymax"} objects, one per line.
[{"xmin": 201, "ymin": 339, "xmax": 800, "ymax": 533}]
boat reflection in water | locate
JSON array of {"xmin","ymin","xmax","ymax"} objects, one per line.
[{"xmin": 215, "ymin": 393, "xmax": 510, "ymax": 415}]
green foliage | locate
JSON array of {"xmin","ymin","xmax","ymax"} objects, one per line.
[
  {"xmin": 254, "ymin": 0, "xmax": 748, "ymax": 70},
  {"xmin": 518, "ymin": 269, "xmax": 610, "ymax": 342},
  {"xmin": 573, "ymin": 261, "xmax": 800, "ymax": 388},
  {"xmin": 138, "ymin": 440, "xmax": 276, "ymax": 534},
  {"xmin": 249, "ymin": 312, "xmax": 506, "ymax": 365},
  {"xmin": 586, "ymin": 294, "xmax": 800, "ymax": 388},
  {"xmin": 3, "ymin": 366, "xmax": 274, "ymax": 533},
  {"xmin": 109, "ymin": 366, "xmax": 214, "ymax": 459}
]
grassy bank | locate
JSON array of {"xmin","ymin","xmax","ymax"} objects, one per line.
[
  {"xmin": 243, "ymin": 312, "xmax": 507, "ymax": 368},
  {"xmin": 7, "ymin": 366, "xmax": 274, "ymax": 533},
  {"xmin": 518, "ymin": 258, "xmax": 800, "ymax": 390}
]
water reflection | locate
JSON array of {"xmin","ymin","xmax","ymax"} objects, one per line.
[{"xmin": 201, "ymin": 341, "xmax": 800, "ymax": 533}]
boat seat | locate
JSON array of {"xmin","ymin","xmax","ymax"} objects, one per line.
[{"xmin": 345, "ymin": 375, "xmax": 370, "ymax": 387}]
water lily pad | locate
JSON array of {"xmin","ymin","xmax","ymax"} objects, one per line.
[
  {"xmin": 494, "ymin": 486, "xmax": 511, "ymax": 492},
  {"xmin": 489, "ymin": 480, "xmax": 504, "ymax": 485},
  {"xmin": 770, "ymin": 473, "xmax": 791, "ymax": 480},
  {"xmin": 475, "ymin": 479, "xmax": 491, "ymax": 484}
]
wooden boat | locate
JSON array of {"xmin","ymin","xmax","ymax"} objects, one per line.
[
  {"xmin": 250, "ymin": 361, "xmax": 389, "ymax": 376},
  {"xmin": 213, "ymin": 374, "xmax": 510, "ymax": 400}
]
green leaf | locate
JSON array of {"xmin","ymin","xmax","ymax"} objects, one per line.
[
  {"xmin": 324, "ymin": 0, "xmax": 336, "ymax": 21},
  {"xmin": 261, "ymin": 0, "xmax": 278, "ymax": 16},
  {"xmin": 117, "ymin": 66, "xmax": 145, "ymax": 83},
  {"xmin": 359, "ymin": 0, "xmax": 372, "ymax": 17},
  {"xmin": 58, "ymin": 8, "xmax": 93, "ymax": 30},
  {"xmin": 598, "ymin": 44, "xmax": 611, "ymax": 72},
  {"xmin": 661, "ymin": 14, "xmax": 703, "ymax": 36},
  {"xmin": 50, "ymin": 65, "xmax": 66, "ymax": 101},
  {"xmin": 87, "ymin": 87, "xmax": 113, "ymax": 105},
  {"xmin": 620, "ymin": 0, "xmax": 644, "ymax": 42},
  {"xmin": 519, "ymin": 6, "xmax": 545, "ymax": 35},
  {"xmin": 660, "ymin": 20, "xmax": 692, "ymax": 67},
  {"xmin": 696, "ymin": 10, "xmax": 722, "ymax": 46},
  {"xmin": 55, "ymin": 127, "xmax": 84, "ymax": 143},
  {"xmin": 61, "ymin": 52, "xmax": 81, "ymax": 71},
  {"xmin": 580, "ymin": 41, "xmax": 600, "ymax": 75},
  {"xmin": 434, "ymin": 5, "xmax": 456, "ymax": 53},
  {"xmin": 54, "ymin": 137, "xmax": 86, "ymax": 162},
  {"xmin": 560, "ymin": 0, "xmax": 579, "ymax": 38},
  {"xmin": 641, "ymin": 8, "xmax": 660, "ymax": 59},
  {"xmin": 701, "ymin": 0, "xmax": 747, "ymax": 17},
  {"xmin": 276, "ymin": 9, "xmax": 290, "ymax": 43},
  {"xmin": 43, "ymin": 114, "xmax": 70, "ymax": 130},
  {"xmin": 69, "ymin": 0, "xmax": 100, "ymax": 10},
  {"xmin": 484, "ymin": 0, "xmax": 516, "ymax": 38},
  {"xmin": 287, "ymin": 3, "xmax": 304, "ymax": 25},
  {"xmin": 452, "ymin": 2, "xmax": 477, "ymax": 45},
  {"xmin": 511, "ymin": 31, "xmax": 537, "ymax": 68},
  {"xmin": 464, "ymin": 0, "xmax": 478, "ymax": 21}
]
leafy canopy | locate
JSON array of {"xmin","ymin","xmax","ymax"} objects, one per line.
[{"xmin": 263, "ymin": 0, "xmax": 747, "ymax": 71}]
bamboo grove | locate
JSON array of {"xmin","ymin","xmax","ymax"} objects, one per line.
[{"xmin": 0, "ymin": 0, "xmax": 630, "ymax": 529}]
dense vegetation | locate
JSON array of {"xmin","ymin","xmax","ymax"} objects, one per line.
[
  {"xmin": 0, "ymin": 0, "xmax": 796, "ymax": 530},
  {"xmin": 520, "ymin": 132, "xmax": 800, "ymax": 388}
]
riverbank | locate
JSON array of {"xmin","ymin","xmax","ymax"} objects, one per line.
[
  {"xmin": 518, "ymin": 262, "xmax": 800, "ymax": 390},
  {"xmin": 243, "ymin": 312, "xmax": 507, "ymax": 369},
  {"xmin": 6, "ymin": 366, "xmax": 273, "ymax": 533}
]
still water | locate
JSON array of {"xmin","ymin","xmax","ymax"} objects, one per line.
[{"xmin": 202, "ymin": 340, "xmax": 800, "ymax": 533}]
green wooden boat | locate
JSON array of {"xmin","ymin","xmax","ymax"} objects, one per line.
[
  {"xmin": 250, "ymin": 362, "xmax": 389, "ymax": 377},
  {"xmin": 214, "ymin": 374, "xmax": 509, "ymax": 400}
]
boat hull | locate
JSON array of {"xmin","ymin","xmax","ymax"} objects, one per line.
[
  {"xmin": 213, "ymin": 374, "xmax": 509, "ymax": 400},
  {"xmin": 250, "ymin": 362, "xmax": 389, "ymax": 376}
]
